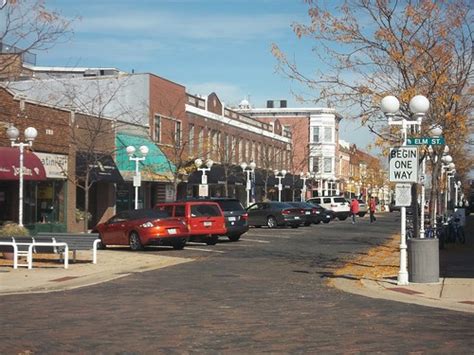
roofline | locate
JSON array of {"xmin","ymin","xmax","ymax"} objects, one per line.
[
  {"xmin": 22, "ymin": 63, "xmax": 124, "ymax": 73},
  {"xmin": 238, "ymin": 107, "xmax": 343, "ymax": 120}
]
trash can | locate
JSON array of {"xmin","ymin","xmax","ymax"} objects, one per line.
[{"xmin": 408, "ymin": 238, "xmax": 439, "ymax": 283}]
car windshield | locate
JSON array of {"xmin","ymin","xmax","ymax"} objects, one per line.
[
  {"xmin": 216, "ymin": 200, "xmax": 244, "ymax": 211},
  {"xmin": 191, "ymin": 204, "xmax": 221, "ymax": 217}
]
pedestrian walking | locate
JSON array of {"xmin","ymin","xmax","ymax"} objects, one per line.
[
  {"xmin": 369, "ymin": 196, "xmax": 377, "ymax": 223},
  {"xmin": 350, "ymin": 197, "xmax": 359, "ymax": 224}
]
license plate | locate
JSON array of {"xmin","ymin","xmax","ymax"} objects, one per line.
[
  {"xmin": 204, "ymin": 221, "xmax": 212, "ymax": 227},
  {"xmin": 228, "ymin": 216, "xmax": 236, "ymax": 221},
  {"xmin": 305, "ymin": 211, "xmax": 310, "ymax": 215},
  {"xmin": 294, "ymin": 216, "xmax": 300, "ymax": 220},
  {"xmin": 167, "ymin": 228, "xmax": 177, "ymax": 234}
]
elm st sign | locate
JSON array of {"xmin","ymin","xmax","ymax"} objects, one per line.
[{"xmin": 389, "ymin": 147, "xmax": 418, "ymax": 183}]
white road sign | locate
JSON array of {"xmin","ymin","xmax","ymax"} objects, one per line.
[
  {"xmin": 395, "ymin": 183, "xmax": 412, "ymax": 207},
  {"xmin": 389, "ymin": 147, "xmax": 418, "ymax": 183}
]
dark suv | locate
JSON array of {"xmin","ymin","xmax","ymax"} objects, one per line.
[{"xmin": 203, "ymin": 198, "xmax": 249, "ymax": 241}]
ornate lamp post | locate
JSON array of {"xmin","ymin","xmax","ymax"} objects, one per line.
[
  {"xmin": 241, "ymin": 161, "xmax": 256, "ymax": 207},
  {"xmin": 299, "ymin": 172, "xmax": 311, "ymax": 202},
  {"xmin": 274, "ymin": 169, "xmax": 287, "ymax": 202},
  {"xmin": 195, "ymin": 158, "xmax": 214, "ymax": 197},
  {"xmin": 126, "ymin": 145, "xmax": 149, "ymax": 210},
  {"xmin": 7, "ymin": 125, "xmax": 38, "ymax": 226},
  {"xmin": 380, "ymin": 94, "xmax": 429, "ymax": 286}
]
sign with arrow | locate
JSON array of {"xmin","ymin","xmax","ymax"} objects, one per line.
[{"xmin": 406, "ymin": 137, "xmax": 445, "ymax": 145}]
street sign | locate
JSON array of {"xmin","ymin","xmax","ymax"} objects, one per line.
[
  {"xmin": 395, "ymin": 183, "xmax": 412, "ymax": 207},
  {"xmin": 406, "ymin": 137, "xmax": 445, "ymax": 145},
  {"xmin": 389, "ymin": 147, "xmax": 418, "ymax": 183},
  {"xmin": 198, "ymin": 184, "xmax": 208, "ymax": 197}
]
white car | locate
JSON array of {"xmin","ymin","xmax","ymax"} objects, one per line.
[{"xmin": 306, "ymin": 196, "xmax": 350, "ymax": 221}]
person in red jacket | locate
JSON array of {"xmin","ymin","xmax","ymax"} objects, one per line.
[
  {"xmin": 350, "ymin": 197, "xmax": 360, "ymax": 224},
  {"xmin": 369, "ymin": 196, "xmax": 377, "ymax": 223}
]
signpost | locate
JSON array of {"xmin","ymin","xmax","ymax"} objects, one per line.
[
  {"xmin": 389, "ymin": 147, "xmax": 418, "ymax": 183},
  {"xmin": 406, "ymin": 137, "xmax": 445, "ymax": 145},
  {"xmin": 395, "ymin": 183, "xmax": 412, "ymax": 207}
]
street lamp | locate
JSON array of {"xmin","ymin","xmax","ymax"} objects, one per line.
[
  {"xmin": 299, "ymin": 172, "xmax": 311, "ymax": 202},
  {"xmin": 241, "ymin": 161, "xmax": 256, "ymax": 207},
  {"xmin": 126, "ymin": 145, "xmax": 149, "ymax": 210},
  {"xmin": 274, "ymin": 169, "xmax": 287, "ymax": 202},
  {"xmin": 6, "ymin": 125, "xmax": 38, "ymax": 227},
  {"xmin": 195, "ymin": 158, "xmax": 213, "ymax": 197},
  {"xmin": 381, "ymin": 94, "xmax": 429, "ymax": 286},
  {"xmin": 454, "ymin": 181, "xmax": 461, "ymax": 207}
]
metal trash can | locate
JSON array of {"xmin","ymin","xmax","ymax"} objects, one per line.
[{"xmin": 408, "ymin": 238, "xmax": 439, "ymax": 283}]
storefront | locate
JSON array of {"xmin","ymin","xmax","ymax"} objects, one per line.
[
  {"xmin": 0, "ymin": 147, "xmax": 47, "ymax": 227},
  {"xmin": 115, "ymin": 132, "xmax": 175, "ymax": 211}
]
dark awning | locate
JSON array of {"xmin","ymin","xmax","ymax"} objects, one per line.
[
  {"xmin": 76, "ymin": 153, "xmax": 123, "ymax": 183},
  {"xmin": 0, "ymin": 147, "xmax": 47, "ymax": 181},
  {"xmin": 188, "ymin": 164, "xmax": 245, "ymax": 185}
]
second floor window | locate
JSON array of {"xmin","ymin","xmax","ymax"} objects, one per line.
[
  {"xmin": 324, "ymin": 157, "xmax": 332, "ymax": 173},
  {"xmin": 175, "ymin": 121, "xmax": 182, "ymax": 147},
  {"xmin": 188, "ymin": 124, "xmax": 194, "ymax": 155},
  {"xmin": 312, "ymin": 157, "xmax": 320, "ymax": 174},
  {"xmin": 154, "ymin": 115, "xmax": 161, "ymax": 143},
  {"xmin": 324, "ymin": 127, "xmax": 333, "ymax": 143}
]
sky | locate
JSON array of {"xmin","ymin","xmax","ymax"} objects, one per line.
[{"xmin": 33, "ymin": 0, "xmax": 374, "ymax": 151}]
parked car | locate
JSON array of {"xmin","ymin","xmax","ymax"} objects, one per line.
[
  {"xmin": 287, "ymin": 201, "xmax": 323, "ymax": 226},
  {"xmin": 155, "ymin": 201, "xmax": 227, "ymax": 245},
  {"xmin": 306, "ymin": 196, "xmax": 350, "ymax": 220},
  {"xmin": 246, "ymin": 201, "xmax": 304, "ymax": 228},
  {"xmin": 307, "ymin": 202, "xmax": 334, "ymax": 223},
  {"xmin": 357, "ymin": 199, "xmax": 368, "ymax": 217},
  {"xmin": 92, "ymin": 209, "xmax": 189, "ymax": 251},
  {"xmin": 184, "ymin": 197, "xmax": 249, "ymax": 241}
]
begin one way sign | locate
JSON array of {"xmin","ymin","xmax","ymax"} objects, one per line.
[{"xmin": 389, "ymin": 147, "xmax": 418, "ymax": 183}]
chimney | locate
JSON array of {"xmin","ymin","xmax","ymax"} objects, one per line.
[
  {"xmin": 266, "ymin": 100, "xmax": 274, "ymax": 108},
  {"xmin": 280, "ymin": 100, "xmax": 287, "ymax": 108}
]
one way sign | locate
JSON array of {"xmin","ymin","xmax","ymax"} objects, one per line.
[{"xmin": 389, "ymin": 147, "xmax": 418, "ymax": 183}]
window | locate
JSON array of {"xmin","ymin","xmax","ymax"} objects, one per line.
[
  {"xmin": 312, "ymin": 157, "xmax": 320, "ymax": 173},
  {"xmin": 154, "ymin": 115, "xmax": 161, "ymax": 143},
  {"xmin": 188, "ymin": 124, "xmax": 194, "ymax": 155},
  {"xmin": 191, "ymin": 204, "xmax": 221, "ymax": 217},
  {"xmin": 175, "ymin": 121, "xmax": 182, "ymax": 147},
  {"xmin": 175, "ymin": 205, "xmax": 185, "ymax": 217},
  {"xmin": 198, "ymin": 127, "xmax": 204, "ymax": 156},
  {"xmin": 324, "ymin": 157, "xmax": 332, "ymax": 173},
  {"xmin": 324, "ymin": 127, "xmax": 332, "ymax": 143},
  {"xmin": 312, "ymin": 127, "xmax": 320, "ymax": 143}
]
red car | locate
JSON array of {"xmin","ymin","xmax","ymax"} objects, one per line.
[
  {"xmin": 93, "ymin": 209, "xmax": 189, "ymax": 251},
  {"xmin": 155, "ymin": 201, "xmax": 227, "ymax": 245}
]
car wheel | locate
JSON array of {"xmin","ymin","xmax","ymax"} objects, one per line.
[
  {"xmin": 172, "ymin": 239, "xmax": 186, "ymax": 250},
  {"xmin": 338, "ymin": 216, "xmax": 348, "ymax": 221},
  {"xmin": 228, "ymin": 234, "xmax": 241, "ymax": 242},
  {"xmin": 323, "ymin": 220, "xmax": 330, "ymax": 224},
  {"xmin": 129, "ymin": 231, "xmax": 143, "ymax": 251},
  {"xmin": 267, "ymin": 216, "xmax": 277, "ymax": 228},
  {"xmin": 304, "ymin": 222, "xmax": 311, "ymax": 226},
  {"xmin": 206, "ymin": 235, "xmax": 218, "ymax": 245},
  {"xmin": 314, "ymin": 220, "xmax": 321, "ymax": 225}
]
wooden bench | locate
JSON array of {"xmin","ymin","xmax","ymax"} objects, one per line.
[
  {"xmin": 0, "ymin": 236, "xmax": 69, "ymax": 269},
  {"xmin": 37, "ymin": 232, "xmax": 100, "ymax": 264}
]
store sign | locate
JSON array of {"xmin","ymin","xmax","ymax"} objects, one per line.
[{"xmin": 35, "ymin": 153, "xmax": 68, "ymax": 179}]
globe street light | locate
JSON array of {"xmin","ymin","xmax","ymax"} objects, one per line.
[
  {"xmin": 299, "ymin": 172, "xmax": 311, "ymax": 202},
  {"xmin": 6, "ymin": 125, "xmax": 38, "ymax": 226},
  {"xmin": 380, "ymin": 94, "xmax": 429, "ymax": 286},
  {"xmin": 241, "ymin": 161, "xmax": 256, "ymax": 207},
  {"xmin": 274, "ymin": 169, "xmax": 287, "ymax": 202},
  {"xmin": 127, "ymin": 145, "xmax": 149, "ymax": 210},
  {"xmin": 454, "ymin": 180, "xmax": 462, "ymax": 207},
  {"xmin": 195, "ymin": 158, "xmax": 213, "ymax": 197}
]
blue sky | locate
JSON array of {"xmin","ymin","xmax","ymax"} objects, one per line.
[{"xmin": 39, "ymin": 0, "xmax": 372, "ymax": 149}]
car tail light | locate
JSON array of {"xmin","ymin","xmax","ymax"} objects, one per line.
[
  {"xmin": 312, "ymin": 208, "xmax": 319, "ymax": 214},
  {"xmin": 140, "ymin": 221, "xmax": 154, "ymax": 228},
  {"xmin": 241, "ymin": 213, "xmax": 248, "ymax": 221},
  {"xmin": 281, "ymin": 209, "xmax": 291, "ymax": 215}
]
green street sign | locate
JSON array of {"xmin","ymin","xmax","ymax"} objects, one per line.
[{"xmin": 406, "ymin": 137, "xmax": 445, "ymax": 146}]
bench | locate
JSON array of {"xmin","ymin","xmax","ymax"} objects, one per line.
[
  {"xmin": 0, "ymin": 236, "xmax": 69, "ymax": 269},
  {"xmin": 37, "ymin": 232, "xmax": 100, "ymax": 264}
]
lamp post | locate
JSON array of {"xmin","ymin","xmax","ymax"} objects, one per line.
[
  {"xmin": 195, "ymin": 158, "xmax": 213, "ymax": 197},
  {"xmin": 241, "ymin": 161, "xmax": 256, "ymax": 207},
  {"xmin": 441, "ymin": 155, "xmax": 454, "ymax": 214},
  {"xmin": 355, "ymin": 182, "xmax": 361, "ymax": 198},
  {"xmin": 381, "ymin": 94, "xmax": 429, "ymax": 286},
  {"xmin": 300, "ymin": 172, "xmax": 311, "ymax": 202},
  {"xmin": 274, "ymin": 169, "xmax": 287, "ymax": 202},
  {"xmin": 6, "ymin": 125, "xmax": 38, "ymax": 227},
  {"xmin": 454, "ymin": 181, "xmax": 461, "ymax": 207},
  {"xmin": 126, "ymin": 145, "xmax": 149, "ymax": 210}
]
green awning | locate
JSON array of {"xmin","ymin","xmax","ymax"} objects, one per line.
[{"xmin": 116, "ymin": 133, "xmax": 175, "ymax": 182}]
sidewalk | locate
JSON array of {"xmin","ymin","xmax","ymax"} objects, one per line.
[
  {"xmin": 0, "ymin": 249, "xmax": 192, "ymax": 295},
  {"xmin": 330, "ymin": 213, "xmax": 474, "ymax": 314}
]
